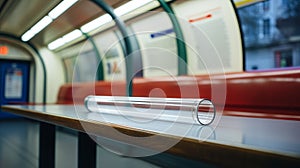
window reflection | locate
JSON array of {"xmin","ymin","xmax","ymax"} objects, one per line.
[
  {"xmin": 237, "ymin": 0, "xmax": 300, "ymax": 71},
  {"xmin": 63, "ymin": 50, "xmax": 98, "ymax": 82}
]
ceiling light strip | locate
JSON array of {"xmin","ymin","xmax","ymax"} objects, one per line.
[
  {"xmin": 49, "ymin": 0, "xmax": 156, "ymax": 50},
  {"xmin": 80, "ymin": 14, "xmax": 112, "ymax": 33},
  {"xmin": 114, "ymin": 0, "xmax": 153, "ymax": 16},
  {"xmin": 63, "ymin": 29, "xmax": 82, "ymax": 43},
  {"xmin": 48, "ymin": 29, "xmax": 83, "ymax": 50},
  {"xmin": 80, "ymin": 0, "xmax": 154, "ymax": 34},
  {"xmin": 21, "ymin": 0, "xmax": 78, "ymax": 42},
  {"xmin": 48, "ymin": 0, "xmax": 79, "ymax": 19},
  {"xmin": 21, "ymin": 16, "xmax": 53, "ymax": 42},
  {"xmin": 30, "ymin": 16, "xmax": 53, "ymax": 34},
  {"xmin": 48, "ymin": 38, "xmax": 65, "ymax": 50},
  {"xmin": 21, "ymin": 30, "xmax": 36, "ymax": 42}
]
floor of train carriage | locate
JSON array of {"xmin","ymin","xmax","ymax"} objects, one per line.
[{"xmin": 0, "ymin": 117, "xmax": 163, "ymax": 168}]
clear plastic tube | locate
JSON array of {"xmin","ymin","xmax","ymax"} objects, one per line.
[{"xmin": 84, "ymin": 96, "xmax": 215, "ymax": 125}]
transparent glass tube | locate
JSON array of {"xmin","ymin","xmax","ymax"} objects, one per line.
[{"xmin": 84, "ymin": 96, "xmax": 215, "ymax": 125}]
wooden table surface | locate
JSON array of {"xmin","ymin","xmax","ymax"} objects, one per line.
[{"xmin": 2, "ymin": 104, "xmax": 300, "ymax": 167}]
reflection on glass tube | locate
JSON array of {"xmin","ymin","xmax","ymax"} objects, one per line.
[{"xmin": 84, "ymin": 96, "xmax": 215, "ymax": 125}]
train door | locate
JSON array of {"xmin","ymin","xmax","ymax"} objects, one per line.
[{"xmin": 0, "ymin": 60, "xmax": 30, "ymax": 118}]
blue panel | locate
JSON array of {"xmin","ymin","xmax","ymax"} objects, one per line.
[
  {"xmin": 0, "ymin": 61, "xmax": 30, "ymax": 118},
  {"xmin": 150, "ymin": 28, "xmax": 174, "ymax": 39}
]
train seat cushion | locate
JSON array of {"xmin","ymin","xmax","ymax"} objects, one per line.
[{"xmin": 56, "ymin": 69, "xmax": 300, "ymax": 117}]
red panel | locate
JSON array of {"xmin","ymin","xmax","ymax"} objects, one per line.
[{"xmin": 56, "ymin": 69, "xmax": 300, "ymax": 120}]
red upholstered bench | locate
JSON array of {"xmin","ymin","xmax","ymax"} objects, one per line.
[
  {"xmin": 57, "ymin": 81, "xmax": 126, "ymax": 104},
  {"xmin": 57, "ymin": 69, "xmax": 300, "ymax": 120}
]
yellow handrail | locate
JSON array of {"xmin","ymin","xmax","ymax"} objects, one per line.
[{"xmin": 234, "ymin": 0, "xmax": 264, "ymax": 8}]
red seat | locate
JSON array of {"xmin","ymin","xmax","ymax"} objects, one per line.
[{"xmin": 57, "ymin": 69, "xmax": 300, "ymax": 120}]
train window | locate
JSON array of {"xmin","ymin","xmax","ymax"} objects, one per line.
[
  {"xmin": 237, "ymin": 0, "xmax": 300, "ymax": 71},
  {"xmin": 93, "ymin": 31, "xmax": 126, "ymax": 81},
  {"xmin": 59, "ymin": 41, "xmax": 95, "ymax": 83},
  {"xmin": 73, "ymin": 50, "xmax": 98, "ymax": 82},
  {"xmin": 63, "ymin": 56, "xmax": 76, "ymax": 83},
  {"xmin": 63, "ymin": 50, "xmax": 98, "ymax": 83}
]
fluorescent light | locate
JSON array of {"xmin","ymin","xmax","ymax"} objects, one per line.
[
  {"xmin": 63, "ymin": 29, "xmax": 82, "ymax": 43},
  {"xmin": 80, "ymin": 0, "xmax": 153, "ymax": 34},
  {"xmin": 80, "ymin": 14, "xmax": 112, "ymax": 33},
  {"xmin": 21, "ymin": 0, "xmax": 78, "ymax": 42},
  {"xmin": 48, "ymin": 0, "xmax": 78, "ymax": 19},
  {"xmin": 47, "ymin": 0, "xmax": 155, "ymax": 47},
  {"xmin": 30, "ymin": 16, "xmax": 53, "ymax": 34},
  {"xmin": 21, "ymin": 16, "xmax": 52, "ymax": 42},
  {"xmin": 21, "ymin": 30, "xmax": 36, "ymax": 42},
  {"xmin": 48, "ymin": 29, "xmax": 82, "ymax": 50},
  {"xmin": 48, "ymin": 38, "xmax": 65, "ymax": 50},
  {"xmin": 114, "ymin": 0, "xmax": 153, "ymax": 16}
]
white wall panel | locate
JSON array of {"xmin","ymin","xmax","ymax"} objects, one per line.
[
  {"xmin": 39, "ymin": 47, "xmax": 65, "ymax": 103},
  {"xmin": 93, "ymin": 30, "xmax": 126, "ymax": 81},
  {"xmin": 130, "ymin": 12, "xmax": 178, "ymax": 77},
  {"xmin": 172, "ymin": 0, "xmax": 243, "ymax": 75}
]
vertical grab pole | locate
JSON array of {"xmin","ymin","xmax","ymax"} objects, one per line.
[
  {"xmin": 39, "ymin": 122, "xmax": 55, "ymax": 168},
  {"xmin": 78, "ymin": 132, "xmax": 97, "ymax": 168},
  {"xmin": 83, "ymin": 33, "xmax": 104, "ymax": 81},
  {"xmin": 157, "ymin": 0, "xmax": 187, "ymax": 75},
  {"xmin": 27, "ymin": 42, "xmax": 47, "ymax": 104},
  {"xmin": 91, "ymin": 0, "xmax": 136, "ymax": 97}
]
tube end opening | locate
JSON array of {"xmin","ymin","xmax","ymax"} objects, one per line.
[{"xmin": 196, "ymin": 99, "xmax": 215, "ymax": 125}]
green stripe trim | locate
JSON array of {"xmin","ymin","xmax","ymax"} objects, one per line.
[
  {"xmin": 91, "ymin": 0, "xmax": 134, "ymax": 96},
  {"xmin": 83, "ymin": 33, "xmax": 104, "ymax": 81},
  {"xmin": 157, "ymin": 0, "xmax": 187, "ymax": 75}
]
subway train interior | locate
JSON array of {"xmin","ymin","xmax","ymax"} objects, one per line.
[{"xmin": 0, "ymin": 0, "xmax": 300, "ymax": 167}]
